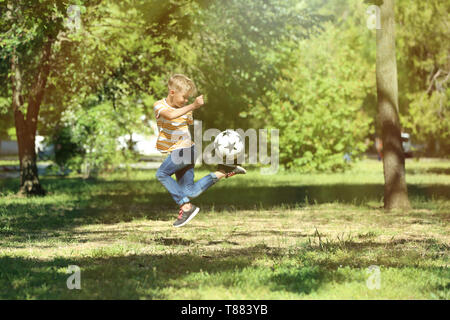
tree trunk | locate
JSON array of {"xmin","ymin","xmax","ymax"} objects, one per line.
[
  {"xmin": 15, "ymin": 110, "xmax": 46, "ymax": 196},
  {"xmin": 11, "ymin": 39, "xmax": 53, "ymax": 196},
  {"xmin": 376, "ymin": 0, "xmax": 410, "ymax": 210}
]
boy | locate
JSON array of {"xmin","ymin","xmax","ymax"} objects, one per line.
[{"xmin": 154, "ymin": 74, "xmax": 246, "ymax": 227}]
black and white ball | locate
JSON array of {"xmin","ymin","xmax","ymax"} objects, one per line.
[{"xmin": 214, "ymin": 130, "xmax": 244, "ymax": 159}]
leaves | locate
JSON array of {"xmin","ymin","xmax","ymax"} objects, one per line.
[
  {"xmin": 0, "ymin": 0, "xmax": 448, "ymax": 172},
  {"xmin": 396, "ymin": 0, "xmax": 450, "ymax": 155},
  {"xmin": 253, "ymin": 1, "xmax": 375, "ymax": 172}
]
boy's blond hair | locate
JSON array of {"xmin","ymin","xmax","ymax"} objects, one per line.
[{"xmin": 168, "ymin": 74, "xmax": 197, "ymax": 97}]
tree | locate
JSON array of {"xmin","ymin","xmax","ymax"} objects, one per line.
[
  {"xmin": 396, "ymin": 0, "xmax": 450, "ymax": 156},
  {"xmin": 173, "ymin": 0, "xmax": 326, "ymax": 131},
  {"xmin": 0, "ymin": 0, "xmax": 205, "ymax": 194},
  {"xmin": 1, "ymin": 0, "xmax": 74, "ymax": 195},
  {"xmin": 376, "ymin": 0, "xmax": 410, "ymax": 210},
  {"xmin": 251, "ymin": 1, "xmax": 374, "ymax": 171},
  {"xmin": 44, "ymin": 0, "xmax": 212, "ymax": 176}
]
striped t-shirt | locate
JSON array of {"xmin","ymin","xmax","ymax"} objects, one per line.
[{"xmin": 153, "ymin": 99, "xmax": 194, "ymax": 153}]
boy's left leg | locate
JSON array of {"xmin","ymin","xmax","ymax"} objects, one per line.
[
  {"xmin": 175, "ymin": 166, "xmax": 219, "ymax": 199},
  {"xmin": 174, "ymin": 148, "xmax": 247, "ymax": 199}
]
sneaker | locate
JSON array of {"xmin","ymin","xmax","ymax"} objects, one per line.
[
  {"xmin": 217, "ymin": 164, "xmax": 247, "ymax": 178},
  {"xmin": 173, "ymin": 204, "xmax": 200, "ymax": 228}
]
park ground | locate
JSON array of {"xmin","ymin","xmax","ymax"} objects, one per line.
[{"xmin": 0, "ymin": 158, "xmax": 448, "ymax": 299}]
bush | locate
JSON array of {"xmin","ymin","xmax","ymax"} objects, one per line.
[
  {"xmin": 54, "ymin": 97, "xmax": 150, "ymax": 177},
  {"xmin": 400, "ymin": 90, "xmax": 450, "ymax": 157},
  {"xmin": 48, "ymin": 126, "xmax": 84, "ymax": 172},
  {"xmin": 253, "ymin": 18, "xmax": 374, "ymax": 171}
]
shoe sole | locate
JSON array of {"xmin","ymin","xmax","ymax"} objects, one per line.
[
  {"xmin": 173, "ymin": 207, "xmax": 200, "ymax": 228},
  {"xmin": 236, "ymin": 166, "xmax": 246, "ymax": 174},
  {"xmin": 219, "ymin": 164, "xmax": 247, "ymax": 175}
]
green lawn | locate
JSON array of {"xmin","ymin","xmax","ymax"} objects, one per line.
[{"xmin": 0, "ymin": 159, "xmax": 448, "ymax": 299}]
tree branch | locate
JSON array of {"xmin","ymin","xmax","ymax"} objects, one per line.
[
  {"xmin": 427, "ymin": 69, "xmax": 450, "ymax": 94},
  {"xmin": 427, "ymin": 68, "xmax": 442, "ymax": 95},
  {"xmin": 27, "ymin": 38, "xmax": 54, "ymax": 134},
  {"xmin": 439, "ymin": 71, "xmax": 450, "ymax": 88},
  {"xmin": 11, "ymin": 48, "xmax": 23, "ymax": 114}
]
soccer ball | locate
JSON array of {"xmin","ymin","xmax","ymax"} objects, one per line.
[{"xmin": 214, "ymin": 129, "xmax": 244, "ymax": 159}]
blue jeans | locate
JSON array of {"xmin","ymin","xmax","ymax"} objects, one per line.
[{"xmin": 156, "ymin": 145, "xmax": 219, "ymax": 206}]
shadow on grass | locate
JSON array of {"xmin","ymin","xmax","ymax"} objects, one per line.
[
  {"xmin": 406, "ymin": 167, "xmax": 450, "ymax": 175},
  {"xmin": 0, "ymin": 176, "xmax": 449, "ymax": 238},
  {"xmin": 1, "ymin": 242, "xmax": 448, "ymax": 299},
  {"xmin": 0, "ymin": 246, "xmax": 278, "ymax": 299}
]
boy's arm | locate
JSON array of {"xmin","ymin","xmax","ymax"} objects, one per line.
[{"xmin": 159, "ymin": 95, "xmax": 204, "ymax": 120}]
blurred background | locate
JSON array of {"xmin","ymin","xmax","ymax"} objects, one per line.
[{"xmin": 0, "ymin": 0, "xmax": 448, "ymax": 177}]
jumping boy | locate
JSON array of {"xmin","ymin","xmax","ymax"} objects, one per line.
[{"xmin": 154, "ymin": 74, "xmax": 246, "ymax": 227}]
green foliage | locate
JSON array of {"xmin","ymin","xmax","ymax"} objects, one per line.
[
  {"xmin": 253, "ymin": 5, "xmax": 374, "ymax": 171},
  {"xmin": 173, "ymin": 0, "xmax": 326, "ymax": 130},
  {"xmin": 0, "ymin": 96, "xmax": 13, "ymax": 139},
  {"xmin": 37, "ymin": 0, "xmax": 207, "ymax": 146},
  {"xmin": 1, "ymin": 0, "xmax": 448, "ymax": 175},
  {"xmin": 396, "ymin": 0, "xmax": 449, "ymax": 96},
  {"xmin": 401, "ymin": 90, "xmax": 450, "ymax": 156},
  {"xmin": 0, "ymin": 0, "xmax": 83, "ymax": 97},
  {"xmin": 48, "ymin": 126, "xmax": 83, "ymax": 171},
  {"xmin": 53, "ymin": 96, "xmax": 151, "ymax": 175},
  {"xmin": 396, "ymin": 0, "xmax": 450, "ymax": 156}
]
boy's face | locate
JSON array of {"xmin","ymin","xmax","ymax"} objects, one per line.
[{"xmin": 170, "ymin": 89, "xmax": 189, "ymax": 108}]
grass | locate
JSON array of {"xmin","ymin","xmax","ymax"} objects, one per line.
[
  {"xmin": 0, "ymin": 158, "xmax": 449, "ymax": 299},
  {"xmin": 0, "ymin": 160, "xmax": 20, "ymax": 166}
]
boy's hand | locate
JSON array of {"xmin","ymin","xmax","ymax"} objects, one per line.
[{"xmin": 193, "ymin": 95, "xmax": 204, "ymax": 109}]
